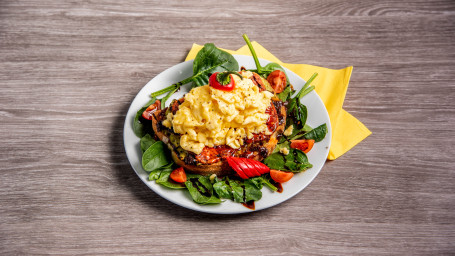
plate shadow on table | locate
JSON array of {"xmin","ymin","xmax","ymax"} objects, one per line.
[{"xmin": 109, "ymin": 95, "xmax": 278, "ymax": 221}]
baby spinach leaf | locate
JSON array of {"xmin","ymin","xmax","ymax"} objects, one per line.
[
  {"xmin": 142, "ymin": 141, "xmax": 171, "ymax": 172},
  {"xmin": 277, "ymin": 85, "xmax": 293, "ymax": 102},
  {"xmin": 229, "ymin": 180, "xmax": 244, "ymax": 203},
  {"xmin": 242, "ymin": 34, "xmax": 289, "ymax": 83},
  {"xmin": 304, "ymin": 123, "xmax": 328, "ymax": 142},
  {"xmin": 192, "ymin": 43, "xmax": 239, "ymax": 87},
  {"xmin": 264, "ymin": 153, "xmax": 286, "ymax": 170},
  {"xmin": 213, "ymin": 180, "xmax": 233, "ymax": 200},
  {"xmin": 294, "ymin": 149, "xmax": 309, "ymax": 164},
  {"xmin": 252, "ymin": 176, "xmax": 277, "ymax": 192},
  {"xmin": 140, "ymin": 134, "xmax": 156, "ymax": 153},
  {"xmin": 185, "ymin": 175, "xmax": 222, "ymax": 204},
  {"xmin": 272, "ymin": 140, "xmax": 290, "ymax": 154},
  {"xmin": 148, "ymin": 162, "xmax": 174, "ymax": 181},
  {"xmin": 156, "ymin": 170, "xmax": 186, "ymax": 189},
  {"xmin": 244, "ymin": 179, "xmax": 262, "ymax": 202}
]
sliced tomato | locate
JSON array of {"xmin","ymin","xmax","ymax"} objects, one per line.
[
  {"xmin": 270, "ymin": 169, "xmax": 294, "ymax": 183},
  {"xmin": 170, "ymin": 167, "xmax": 187, "ymax": 183},
  {"xmin": 267, "ymin": 70, "xmax": 287, "ymax": 94},
  {"xmin": 290, "ymin": 139, "xmax": 315, "ymax": 153},
  {"xmin": 142, "ymin": 100, "xmax": 160, "ymax": 120}
]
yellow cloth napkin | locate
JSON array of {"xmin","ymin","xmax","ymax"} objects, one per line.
[{"xmin": 185, "ymin": 42, "xmax": 371, "ymax": 160}]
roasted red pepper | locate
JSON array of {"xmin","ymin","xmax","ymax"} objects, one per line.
[
  {"xmin": 227, "ymin": 157, "xmax": 270, "ymax": 179},
  {"xmin": 209, "ymin": 72, "xmax": 242, "ymax": 91}
]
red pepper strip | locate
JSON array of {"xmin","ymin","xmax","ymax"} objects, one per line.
[
  {"xmin": 239, "ymin": 158, "xmax": 261, "ymax": 177},
  {"xmin": 251, "ymin": 160, "xmax": 269, "ymax": 174},
  {"xmin": 235, "ymin": 158, "xmax": 255, "ymax": 178},
  {"xmin": 227, "ymin": 157, "xmax": 248, "ymax": 179},
  {"xmin": 227, "ymin": 157, "xmax": 270, "ymax": 179}
]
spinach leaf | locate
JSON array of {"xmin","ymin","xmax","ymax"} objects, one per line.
[
  {"xmin": 148, "ymin": 162, "xmax": 174, "ymax": 181},
  {"xmin": 155, "ymin": 170, "xmax": 186, "ymax": 189},
  {"xmin": 229, "ymin": 180, "xmax": 244, "ymax": 203},
  {"xmin": 213, "ymin": 180, "xmax": 233, "ymax": 200},
  {"xmin": 242, "ymin": 34, "xmax": 288, "ymax": 82},
  {"xmin": 287, "ymin": 99, "xmax": 307, "ymax": 130},
  {"xmin": 265, "ymin": 149, "xmax": 312, "ymax": 173},
  {"xmin": 133, "ymin": 98, "xmax": 156, "ymax": 138},
  {"xmin": 142, "ymin": 141, "xmax": 171, "ymax": 172},
  {"xmin": 277, "ymin": 85, "xmax": 293, "ymax": 102},
  {"xmin": 192, "ymin": 43, "xmax": 239, "ymax": 87},
  {"xmin": 303, "ymin": 123, "xmax": 328, "ymax": 142},
  {"xmin": 264, "ymin": 153, "xmax": 286, "ymax": 170},
  {"xmin": 185, "ymin": 175, "xmax": 222, "ymax": 204},
  {"xmin": 140, "ymin": 134, "xmax": 156, "ymax": 153},
  {"xmin": 251, "ymin": 176, "xmax": 277, "ymax": 192},
  {"xmin": 272, "ymin": 140, "xmax": 290, "ymax": 154},
  {"xmin": 244, "ymin": 179, "xmax": 262, "ymax": 202},
  {"xmin": 148, "ymin": 43, "xmax": 238, "ymax": 105}
]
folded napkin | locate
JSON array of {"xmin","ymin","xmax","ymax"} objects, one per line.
[{"xmin": 185, "ymin": 42, "xmax": 371, "ymax": 160}]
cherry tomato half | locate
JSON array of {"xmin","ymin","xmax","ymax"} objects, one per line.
[
  {"xmin": 170, "ymin": 167, "xmax": 187, "ymax": 183},
  {"xmin": 142, "ymin": 100, "xmax": 160, "ymax": 120},
  {"xmin": 267, "ymin": 70, "xmax": 287, "ymax": 94},
  {"xmin": 290, "ymin": 139, "xmax": 315, "ymax": 153}
]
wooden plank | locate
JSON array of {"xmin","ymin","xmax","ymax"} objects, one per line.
[{"xmin": 1, "ymin": 0, "xmax": 454, "ymax": 255}]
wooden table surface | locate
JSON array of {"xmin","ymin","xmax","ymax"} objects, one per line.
[{"xmin": 1, "ymin": 1, "xmax": 454, "ymax": 255}]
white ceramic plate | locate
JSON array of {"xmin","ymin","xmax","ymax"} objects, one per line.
[{"xmin": 123, "ymin": 55, "xmax": 331, "ymax": 214}]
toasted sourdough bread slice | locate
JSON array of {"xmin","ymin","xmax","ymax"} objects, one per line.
[{"xmin": 151, "ymin": 100, "xmax": 286, "ymax": 177}]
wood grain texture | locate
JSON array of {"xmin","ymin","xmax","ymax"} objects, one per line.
[{"xmin": 1, "ymin": 0, "xmax": 454, "ymax": 255}]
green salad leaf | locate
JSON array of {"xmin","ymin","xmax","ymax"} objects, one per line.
[
  {"xmin": 303, "ymin": 124, "xmax": 328, "ymax": 142},
  {"xmin": 142, "ymin": 141, "xmax": 171, "ymax": 172},
  {"xmin": 185, "ymin": 175, "xmax": 222, "ymax": 204},
  {"xmin": 192, "ymin": 43, "xmax": 239, "ymax": 87},
  {"xmin": 140, "ymin": 134, "xmax": 156, "ymax": 153}
]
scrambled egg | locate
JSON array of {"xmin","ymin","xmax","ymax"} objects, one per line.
[{"xmin": 162, "ymin": 71, "xmax": 274, "ymax": 154}]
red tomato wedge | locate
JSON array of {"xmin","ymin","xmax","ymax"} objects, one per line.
[
  {"xmin": 142, "ymin": 100, "xmax": 160, "ymax": 120},
  {"xmin": 170, "ymin": 167, "xmax": 187, "ymax": 183},
  {"xmin": 270, "ymin": 169, "xmax": 294, "ymax": 183},
  {"xmin": 226, "ymin": 157, "xmax": 270, "ymax": 179},
  {"xmin": 290, "ymin": 139, "xmax": 315, "ymax": 153},
  {"xmin": 267, "ymin": 70, "xmax": 287, "ymax": 94}
]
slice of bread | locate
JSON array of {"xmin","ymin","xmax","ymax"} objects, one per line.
[{"xmin": 151, "ymin": 100, "xmax": 286, "ymax": 176}]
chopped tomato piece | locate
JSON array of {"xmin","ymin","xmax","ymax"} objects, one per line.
[
  {"xmin": 142, "ymin": 100, "xmax": 160, "ymax": 120},
  {"xmin": 290, "ymin": 139, "xmax": 315, "ymax": 153},
  {"xmin": 170, "ymin": 167, "xmax": 187, "ymax": 183},
  {"xmin": 267, "ymin": 70, "xmax": 287, "ymax": 94},
  {"xmin": 270, "ymin": 169, "xmax": 294, "ymax": 183}
]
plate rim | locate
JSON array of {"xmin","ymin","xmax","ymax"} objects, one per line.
[{"xmin": 123, "ymin": 55, "xmax": 332, "ymax": 214}]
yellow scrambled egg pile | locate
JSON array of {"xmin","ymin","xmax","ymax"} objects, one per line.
[{"xmin": 162, "ymin": 71, "xmax": 273, "ymax": 155}]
